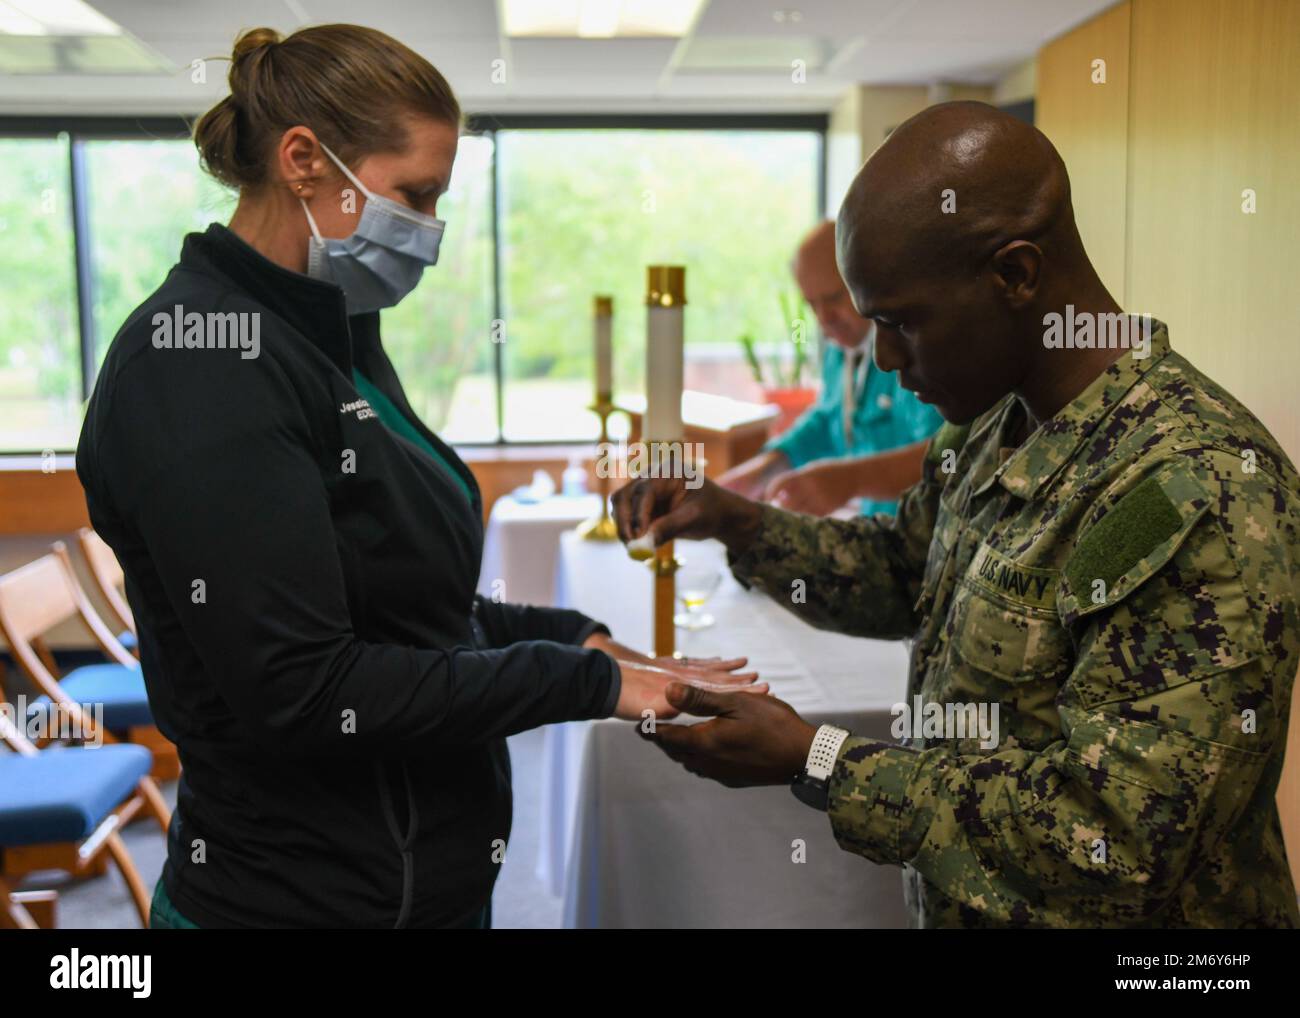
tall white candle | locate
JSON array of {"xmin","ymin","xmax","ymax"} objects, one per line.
[
  {"xmin": 644, "ymin": 266, "xmax": 685, "ymax": 442},
  {"xmin": 593, "ymin": 296, "xmax": 613, "ymax": 400}
]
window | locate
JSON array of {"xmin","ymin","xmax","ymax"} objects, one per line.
[
  {"xmin": 84, "ymin": 139, "xmax": 235, "ymax": 368},
  {"xmin": 496, "ymin": 127, "xmax": 822, "ymax": 441},
  {"xmin": 0, "ymin": 117, "xmax": 824, "ymax": 452},
  {"xmin": 0, "ymin": 136, "xmax": 79, "ymax": 452}
]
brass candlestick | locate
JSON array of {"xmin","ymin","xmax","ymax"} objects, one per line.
[
  {"xmin": 651, "ymin": 538, "xmax": 680, "ymax": 657},
  {"xmin": 577, "ymin": 394, "xmax": 620, "ymax": 541},
  {"xmin": 633, "ymin": 438, "xmax": 684, "ymax": 658}
]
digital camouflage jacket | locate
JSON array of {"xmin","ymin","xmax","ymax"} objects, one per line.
[{"xmin": 730, "ymin": 323, "xmax": 1300, "ymax": 928}]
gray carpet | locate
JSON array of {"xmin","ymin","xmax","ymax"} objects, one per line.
[{"xmin": 18, "ymin": 728, "xmax": 563, "ymax": 929}]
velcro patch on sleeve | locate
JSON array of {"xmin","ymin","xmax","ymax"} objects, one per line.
[
  {"xmin": 1066, "ymin": 477, "xmax": 1181, "ymax": 592},
  {"xmin": 1059, "ymin": 468, "xmax": 1211, "ymax": 623}
]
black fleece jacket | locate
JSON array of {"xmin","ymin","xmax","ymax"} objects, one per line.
[{"xmin": 76, "ymin": 223, "xmax": 619, "ymax": 928}]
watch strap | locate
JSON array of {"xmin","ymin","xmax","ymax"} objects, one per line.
[{"xmin": 804, "ymin": 724, "xmax": 851, "ymax": 782}]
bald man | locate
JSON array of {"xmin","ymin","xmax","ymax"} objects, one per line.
[
  {"xmin": 613, "ymin": 101, "xmax": 1300, "ymax": 928},
  {"xmin": 717, "ymin": 221, "xmax": 941, "ymax": 516}
]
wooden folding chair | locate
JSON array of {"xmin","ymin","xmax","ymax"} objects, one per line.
[
  {"xmin": 0, "ymin": 543, "xmax": 176, "ymax": 809},
  {"xmin": 0, "ymin": 707, "xmax": 154, "ymax": 928},
  {"xmin": 77, "ymin": 528, "xmax": 137, "ymax": 655},
  {"xmin": 0, "ymin": 877, "xmax": 53, "ymax": 930}
]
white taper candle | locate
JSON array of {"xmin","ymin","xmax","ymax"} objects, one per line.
[
  {"xmin": 593, "ymin": 295, "xmax": 613, "ymax": 400},
  {"xmin": 644, "ymin": 266, "xmax": 685, "ymax": 442}
]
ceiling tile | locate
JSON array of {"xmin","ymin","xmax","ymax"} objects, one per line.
[{"xmin": 0, "ymin": 1, "xmax": 1122, "ymax": 112}]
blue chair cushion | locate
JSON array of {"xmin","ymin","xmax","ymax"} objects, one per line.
[
  {"xmin": 28, "ymin": 663, "xmax": 153, "ymax": 731},
  {"xmin": 118, "ymin": 630, "xmax": 137, "ymax": 652},
  {"xmin": 0, "ymin": 744, "xmax": 153, "ymax": 845}
]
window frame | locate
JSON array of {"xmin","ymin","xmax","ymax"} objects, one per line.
[
  {"xmin": 0, "ymin": 115, "xmax": 195, "ymax": 456},
  {"xmin": 0, "ymin": 113, "xmax": 827, "ymax": 452}
]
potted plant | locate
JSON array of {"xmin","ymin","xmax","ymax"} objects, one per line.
[{"xmin": 739, "ymin": 292, "xmax": 817, "ymax": 434}]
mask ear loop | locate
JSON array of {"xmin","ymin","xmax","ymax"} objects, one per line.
[
  {"xmin": 297, "ymin": 137, "xmax": 359, "ymax": 240},
  {"xmin": 319, "ymin": 141, "xmax": 375, "ymax": 202},
  {"xmin": 300, "ymin": 194, "xmax": 325, "ymax": 244},
  {"xmin": 298, "ymin": 141, "xmax": 363, "ymax": 241},
  {"xmin": 298, "ymin": 180, "xmax": 330, "ymax": 280}
]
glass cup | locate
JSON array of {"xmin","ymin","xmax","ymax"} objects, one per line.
[{"xmin": 674, "ymin": 560, "xmax": 722, "ymax": 631}]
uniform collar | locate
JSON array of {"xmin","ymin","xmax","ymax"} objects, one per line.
[
  {"xmin": 182, "ymin": 223, "xmax": 358, "ymax": 376},
  {"xmin": 962, "ymin": 396, "xmax": 1022, "ymax": 496},
  {"xmin": 986, "ymin": 320, "xmax": 1173, "ymax": 501}
]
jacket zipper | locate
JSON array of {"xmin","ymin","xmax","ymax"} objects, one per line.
[{"xmin": 374, "ymin": 760, "xmax": 419, "ymax": 929}]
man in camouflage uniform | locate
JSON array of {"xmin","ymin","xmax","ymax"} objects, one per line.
[{"xmin": 612, "ymin": 101, "xmax": 1299, "ymax": 928}]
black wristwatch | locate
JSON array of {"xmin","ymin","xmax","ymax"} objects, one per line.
[{"xmin": 790, "ymin": 724, "xmax": 851, "ymax": 811}]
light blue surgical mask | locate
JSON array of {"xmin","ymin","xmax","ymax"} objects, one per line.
[{"xmin": 300, "ymin": 141, "xmax": 445, "ymax": 315}]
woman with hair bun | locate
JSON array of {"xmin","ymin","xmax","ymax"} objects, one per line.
[{"xmin": 76, "ymin": 24, "xmax": 761, "ymax": 929}]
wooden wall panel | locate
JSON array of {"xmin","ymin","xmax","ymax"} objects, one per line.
[
  {"xmin": 1126, "ymin": 0, "xmax": 1300, "ymax": 457},
  {"xmin": 1035, "ymin": 1, "xmax": 1132, "ymax": 304}
]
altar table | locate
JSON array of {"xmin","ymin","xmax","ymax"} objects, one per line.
[
  {"xmin": 539, "ymin": 531, "xmax": 912, "ymax": 928},
  {"xmin": 477, "ymin": 493, "xmax": 602, "ymax": 607}
]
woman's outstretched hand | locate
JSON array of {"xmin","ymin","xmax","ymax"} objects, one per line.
[
  {"xmin": 651, "ymin": 654, "xmax": 750, "ymax": 680},
  {"xmin": 612, "ymin": 658, "xmax": 766, "ymax": 722}
]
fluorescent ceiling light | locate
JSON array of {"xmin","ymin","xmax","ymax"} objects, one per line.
[
  {"xmin": 0, "ymin": 0, "xmax": 122, "ymax": 36},
  {"xmin": 577, "ymin": 2, "xmax": 619, "ymax": 38},
  {"xmin": 502, "ymin": 0, "xmax": 705, "ymax": 38}
]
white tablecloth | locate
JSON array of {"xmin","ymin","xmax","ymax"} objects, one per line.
[
  {"xmin": 477, "ymin": 494, "xmax": 602, "ymax": 607},
  {"xmin": 540, "ymin": 531, "xmax": 912, "ymax": 928}
]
